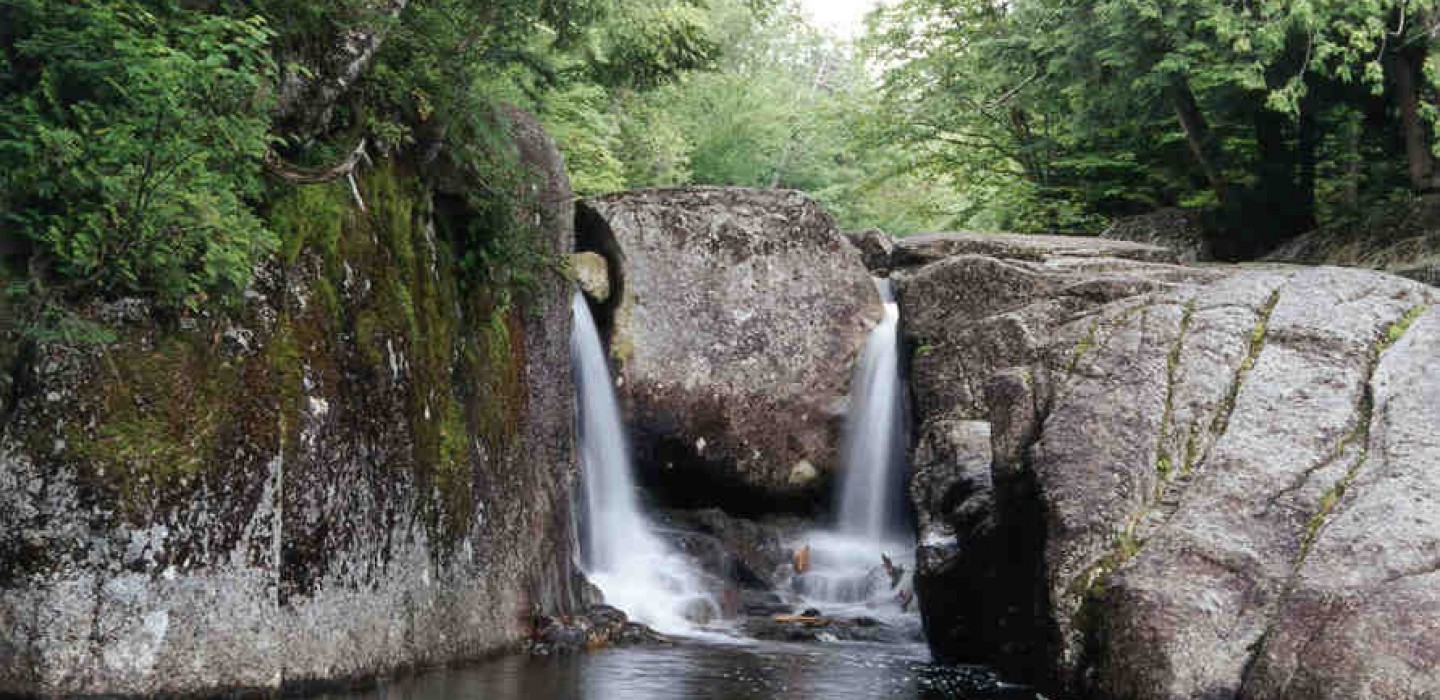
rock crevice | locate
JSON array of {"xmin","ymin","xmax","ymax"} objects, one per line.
[{"xmin": 899, "ymin": 232, "xmax": 1440, "ymax": 699}]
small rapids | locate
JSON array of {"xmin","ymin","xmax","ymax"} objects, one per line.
[{"xmin": 571, "ymin": 291, "xmax": 719, "ymax": 635}]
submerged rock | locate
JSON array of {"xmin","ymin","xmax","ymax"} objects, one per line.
[
  {"xmin": 901, "ymin": 234, "xmax": 1440, "ymax": 699},
  {"xmin": 743, "ymin": 612, "xmax": 919, "ymax": 644},
  {"xmin": 577, "ymin": 187, "xmax": 881, "ymax": 508},
  {"xmin": 527, "ymin": 605, "xmax": 668, "ymax": 655}
]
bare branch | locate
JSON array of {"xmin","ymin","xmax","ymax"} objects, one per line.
[{"xmin": 264, "ymin": 139, "xmax": 370, "ymax": 184}]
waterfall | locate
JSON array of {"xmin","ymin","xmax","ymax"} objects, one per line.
[
  {"xmin": 570, "ymin": 291, "xmax": 718, "ymax": 634},
  {"xmin": 792, "ymin": 279, "xmax": 914, "ymax": 617},
  {"xmin": 839, "ymin": 278, "xmax": 908, "ymax": 541}
]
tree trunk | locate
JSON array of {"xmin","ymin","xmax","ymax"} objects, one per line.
[
  {"xmin": 1395, "ymin": 47, "xmax": 1434, "ymax": 191},
  {"xmin": 1168, "ymin": 76, "xmax": 1228, "ymax": 204},
  {"xmin": 1245, "ymin": 105, "xmax": 1313, "ymax": 255},
  {"xmin": 1297, "ymin": 88, "xmax": 1320, "ymax": 230}
]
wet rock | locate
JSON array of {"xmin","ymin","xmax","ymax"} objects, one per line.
[
  {"xmin": 571, "ymin": 251, "xmax": 611, "ymax": 303},
  {"xmin": 578, "ymin": 187, "xmax": 881, "ymax": 506},
  {"xmin": 743, "ymin": 613, "xmax": 916, "ymax": 644},
  {"xmin": 657, "ymin": 508, "xmax": 808, "ymax": 592},
  {"xmin": 527, "ymin": 605, "xmax": 668, "ymax": 656},
  {"xmin": 844, "ymin": 228, "xmax": 897, "ymax": 272}
]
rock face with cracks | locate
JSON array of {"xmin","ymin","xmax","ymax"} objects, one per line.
[
  {"xmin": 899, "ymin": 232, "xmax": 1440, "ymax": 699},
  {"xmin": 577, "ymin": 187, "xmax": 881, "ymax": 507},
  {"xmin": 0, "ymin": 109, "xmax": 584, "ymax": 697}
]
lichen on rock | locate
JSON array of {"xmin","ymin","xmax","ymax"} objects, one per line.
[{"xmin": 0, "ymin": 108, "xmax": 583, "ymax": 697}]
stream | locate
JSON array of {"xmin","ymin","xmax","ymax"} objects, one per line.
[{"xmin": 315, "ymin": 639, "xmax": 1037, "ymax": 700}]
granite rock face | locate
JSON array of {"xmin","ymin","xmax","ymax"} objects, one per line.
[
  {"xmin": 899, "ymin": 232, "xmax": 1440, "ymax": 699},
  {"xmin": 577, "ymin": 187, "xmax": 881, "ymax": 507},
  {"xmin": 0, "ymin": 109, "xmax": 584, "ymax": 696}
]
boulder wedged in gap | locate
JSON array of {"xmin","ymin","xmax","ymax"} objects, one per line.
[
  {"xmin": 577, "ymin": 187, "xmax": 882, "ymax": 510},
  {"xmin": 844, "ymin": 227, "xmax": 898, "ymax": 273}
]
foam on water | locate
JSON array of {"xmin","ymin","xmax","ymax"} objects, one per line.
[{"xmin": 571, "ymin": 291, "xmax": 719, "ymax": 635}]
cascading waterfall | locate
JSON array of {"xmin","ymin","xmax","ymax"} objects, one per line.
[
  {"xmin": 793, "ymin": 279, "xmax": 913, "ymax": 616},
  {"xmin": 838, "ymin": 279, "xmax": 908, "ymax": 542},
  {"xmin": 570, "ymin": 291, "xmax": 718, "ymax": 635}
]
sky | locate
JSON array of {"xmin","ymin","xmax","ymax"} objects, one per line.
[{"xmin": 796, "ymin": 0, "xmax": 884, "ymax": 38}]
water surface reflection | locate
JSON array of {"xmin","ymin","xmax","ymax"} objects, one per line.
[{"xmin": 317, "ymin": 640, "xmax": 1028, "ymax": 700}]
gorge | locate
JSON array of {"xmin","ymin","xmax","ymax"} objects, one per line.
[
  {"xmin": 9, "ymin": 2, "xmax": 1440, "ymax": 698},
  {"xmin": 4, "ymin": 100, "xmax": 1440, "ymax": 700}
]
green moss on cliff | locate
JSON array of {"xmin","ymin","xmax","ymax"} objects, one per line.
[
  {"xmin": 69, "ymin": 334, "xmax": 242, "ymax": 517},
  {"xmin": 271, "ymin": 181, "xmax": 348, "ymax": 267},
  {"xmin": 52, "ymin": 153, "xmax": 542, "ymax": 557}
]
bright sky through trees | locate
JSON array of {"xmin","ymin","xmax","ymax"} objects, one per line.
[{"xmin": 796, "ymin": 0, "xmax": 882, "ymax": 37}]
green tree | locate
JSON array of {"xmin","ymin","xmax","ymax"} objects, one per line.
[
  {"xmin": 1, "ymin": 0, "xmax": 276, "ymax": 307},
  {"xmin": 868, "ymin": 0, "xmax": 1440, "ymax": 252}
]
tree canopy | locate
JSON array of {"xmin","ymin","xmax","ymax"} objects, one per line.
[
  {"xmin": 5, "ymin": 0, "xmax": 1439, "ymax": 311},
  {"xmin": 867, "ymin": 0, "xmax": 1440, "ymax": 255}
]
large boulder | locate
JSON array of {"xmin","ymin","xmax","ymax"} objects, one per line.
[
  {"xmin": 901, "ymin": 233, "xmax": 1440, "ymax": 699},
  {"xmin": 896, "ymin": 241, "xmax": 1221, "ymax": 423},
  {"xmin": 577, "ymin": 187, "xmax": 882, "ymax": 507},
  {"xmin": 896, "ymin": 237, "xmax": 1219, "ymax": 683},
  {"xmin": 0, "ymin": 110, "xmax": 585, "ymax": 696}
]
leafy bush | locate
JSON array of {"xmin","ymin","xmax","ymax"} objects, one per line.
[{"xmin": 0, "ymin": 0, "xmax": 277, "ymax": 309}]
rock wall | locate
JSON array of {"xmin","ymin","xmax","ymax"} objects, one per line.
[
  {"xmin": 900, "ymin": 233, "xmax": 1440, "ymax": 699},
  {"xmin": 577, "ymin": 187, "xmax": 881, "ymax": 509},
  {"xmin": 0, "ymin": 111, "xmax": 583, "ymax": 696}
]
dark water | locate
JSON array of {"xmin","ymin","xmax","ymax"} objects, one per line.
[{"xmin": 316, "ymin": 640, "xmax": 1036, "ymax": 700}]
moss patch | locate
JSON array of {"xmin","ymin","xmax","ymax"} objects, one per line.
[
  {"xmin": 67, "ymin": 334, "xmax": 242, "ymax": 519},
  {"xmin": 270, "ymin": 160, "xmax": 536, "ymax": 552}
]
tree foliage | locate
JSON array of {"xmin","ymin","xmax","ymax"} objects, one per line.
[
  {"xmin": 1, "ymin": 0, "xmax": 276, "ymax": 308},
  {"xmin": 868, "ymin": 0, "xmax": 1440, "ymax": 252}
]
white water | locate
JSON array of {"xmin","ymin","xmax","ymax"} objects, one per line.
[
  {"xmin": 571, "ymin": 292, "xmax": 719, "ymax": 635},
  {"xmin": 792, "ymin": 279, "xmax": 914, "ymax": 620},
  {"xmin": 839, "ymin": 278, "xmax": 907, "ymax": 542}
]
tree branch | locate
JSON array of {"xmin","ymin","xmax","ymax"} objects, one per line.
[{"xmin": 264, "ymin": 139, "xmax": 370, "ymax": 184}]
